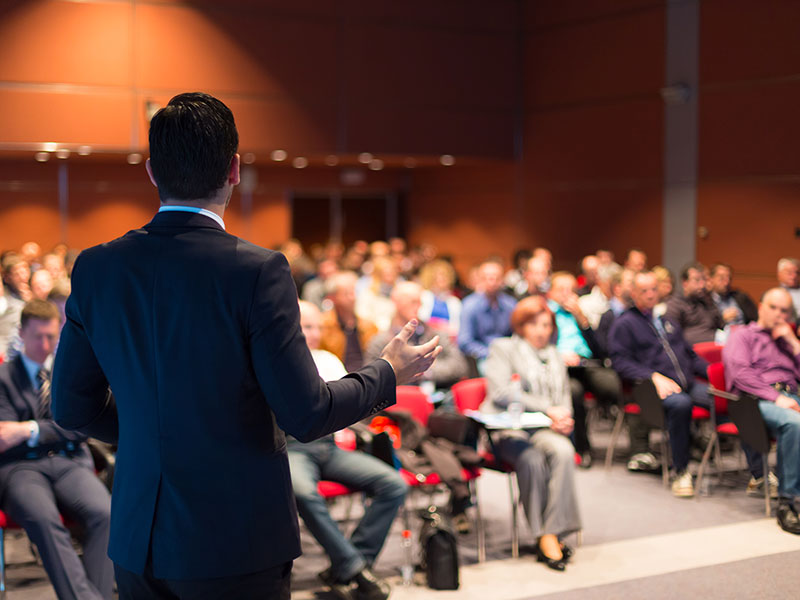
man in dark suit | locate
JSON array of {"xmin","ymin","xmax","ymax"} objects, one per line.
[
  {"xmin": 0, "ymin": 299, "xmax": 113, "ymax": 599},
  {"xmin": 50, "ymin": 92, "xmax": 439, "ymax": 599}
]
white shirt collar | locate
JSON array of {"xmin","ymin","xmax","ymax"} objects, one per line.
[{"xmin": 158, "ymin": 205, "xmax": 226, "ymax": 230}]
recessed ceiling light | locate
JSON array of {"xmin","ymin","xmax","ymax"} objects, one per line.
[
  {"xmin": 42, "ymin": 142, "xmax": 57, "ymax": 152},
  {"xmin": 77, "ymin": 145, "xmax": 92, "ymax": 156},
  {"xmin": 292, "ymin": 157, "xmax": 308, "ymax": 169},
  {"xmin": 55, "ymin": 149, "xmax": 70, "ymax": 159},
  {"xmin": 242, "ymin": 152, "xmax": 256, "ymax": 164},
  {"xmin": 440, "ymin": 154, "xmax": 455, "ymax": 166},
  {"xmin": 35, "ymin": 152, "xmax": 50, "ymax": 162},
  {"xmin": 358, "ymin": 152, "xmax": 373, "ymax": 164},
  {"xmin": 127, "ymin": 153, "xmax": 143, "ymax": 165},
  {"xmin": 324, "ymin": 155, "xmax": 339, "ymax": 167},
  {"xmin": 368, "ymin": 159, "xmax": 384, "ymax": 171},
  {"xmin": 271, "ymin": 149, "xmax": 288, "ymax": 162}
]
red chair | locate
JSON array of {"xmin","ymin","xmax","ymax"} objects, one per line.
[
  {"xmin": 388, "ymin": 384, "xmax": 484, "ymax": 561},
  {"xmin": 696, "ymin": 362, "xmax": 772, "ymax": 515},
  {"xmin": 451, "ymin": 378, "xmax": 521, "ymax": 560},
  {"xmin": 693, "ymin": 342, "xmax": 723, "ymax": 365},
  {"xmin": 604, "ymin": 401, "xmax": 641, "ymax": 470},
  {"xmin": 386, "ymin": 385, "xmax": 433, "ymax": 426}
]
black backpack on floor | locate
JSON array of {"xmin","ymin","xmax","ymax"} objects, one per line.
[{"xmin": 418, "ymin": 509, "xmax": 459, "ymax": 590}]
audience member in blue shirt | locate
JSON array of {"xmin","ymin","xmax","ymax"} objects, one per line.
[
  {"xmin": 458, "ymin": 260, "xmax": 516, "ymax": 372},
  {"xmin": 547, "ymin": 272, "xmax": 622, "ymax": 468}
]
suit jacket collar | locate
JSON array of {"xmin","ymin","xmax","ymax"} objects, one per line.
[
  {"xmin": 145, "ymin": 210, "xmax": 226, "ymax": 232},
  {"xmin": 9, "ymin": 355, "xmax": 37, "ymax": 417}
]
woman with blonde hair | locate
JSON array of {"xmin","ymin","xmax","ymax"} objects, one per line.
[{"xmin": 418, "ymin": 259, "xmax": 462, "ymax": 337}]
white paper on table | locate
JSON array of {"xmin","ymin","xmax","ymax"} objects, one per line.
[{"xmin": 464, "ymin": 409, "xmax": 552, "ymax": 430}]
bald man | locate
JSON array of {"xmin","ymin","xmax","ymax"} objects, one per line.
[
  {"xmin": 367, "ymin": 281, "xmax": 468, "ymax": 389},
  {"xmin": 725, "ymin": 288, "xmax": 800, "ymax": 534}
]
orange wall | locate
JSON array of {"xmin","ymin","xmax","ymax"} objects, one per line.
[
  {"xmin": 697, "ymin": 0, "xmax": 800, "ymax": 299},
  {"xmin": 0, "ymin": 0, "xmax": 517, "ymax": 157},
  {"xmin": 519, "ymin": 1, "xmax": 665, "ymax": 270}
]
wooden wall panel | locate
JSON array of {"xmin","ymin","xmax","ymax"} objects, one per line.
[
  {"xmin": 524, "ymin": 99, "xmax": 663, "ymax": 182},
  {"xmin": 699, "ymin": 82, "xmax": 800, "ymax": 179},
  {"xmin": 0, "ymin": 1, "xmax": 130, "ymax": 86},
  {"xmin": 700, "ymin": 0, "xmax": 800, "ymax": 84},
  {"xmin": 525, "ymin": 9, "xmax": 664, "ymax": 108},
  {"xmin": 0, "ymin": 89, "xmax": 133, "ymax": 147},
  {"xmin": 525, "ymin": 0, "xmax": 664, "ymax": 29}
]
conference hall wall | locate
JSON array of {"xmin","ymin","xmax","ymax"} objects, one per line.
[{"xmin": 0, "ymin": 0, "xmax": 797, "ymax": 297}]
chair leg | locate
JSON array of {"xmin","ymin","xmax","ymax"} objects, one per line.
[
  {"xmin": 471, "ymin": 479, "xmax": 486, "ymax": 564},
  {"xmin": 0, "ymin": 526, "xmax": 5, "ymax": 599},
  {"xmin": 763, "ymin": 455, "xmax": 771, "ymax": 517},
  {"xmin": 576, "ymin": 530, "xmax": 583, "ymax": 547},
  {"xmin": 508, "ymin": 474, "xmax": 519, "ymax": 559},
  {"xmin": 605, "ymin": 408, "xmax": 626, "ymax": 471},
  {"xmin": 695, "ymin": 432, "xmax": 718, "ymax": 500}
]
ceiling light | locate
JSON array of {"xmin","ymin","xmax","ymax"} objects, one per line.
[
  {"xmin": 271, "ymin": 149, "xmax": 288, "ymax": 162},
  {"xmin": 35, "ymin": 152, "xmax": 50, "ymax": 162},
  {"xmin": 242, "ymin": 152, "xmax": 256, "ymax": 164},
  {"xmin": 324, "ymin": 155, "xmax": 339, "ymax": 167},
  {"xmin": 358, "ymin": 152, "xmax": 373, "ymax": 164},
  {"xmin": 292, "ymin": 157, "xmax": 308, "ymax": 169},
  {"xmin": 368, "ymin": 159, "xmax": 384, "ymax": 171},
  {"xmin": 77, "ymin": 145, "xmax": 92, "ymax": 156},
  {"xmin": 440, "ymin": 154, "xmax": 455, "ymax": 166},
  {"xmin": 127, "ymin": 153, "xmax": 143, "ymax": 165},
  {"xmin": 55, "ymin": 149, "xmax": 70, "ymax": 159}
]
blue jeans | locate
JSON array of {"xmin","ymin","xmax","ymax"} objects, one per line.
[
  {"xmin": 663, "ymin": 381, "xmax": 711, "ymax": 473},
  {"xmin": 287, "ymin": 437, "xmax": 407, "ymax": 581},
  {"xmin": 759, "ymin": 394, "xmax": 800, "ymax": 499}
]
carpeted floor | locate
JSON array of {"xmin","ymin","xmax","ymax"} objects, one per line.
[{"xmin": 4, "ymin": 420, "xmax": 800, "ymax": 599}]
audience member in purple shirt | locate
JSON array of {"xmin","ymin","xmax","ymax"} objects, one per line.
[{"xmin": 724, "ymin": 287, "xmax": 800, "ymax": 535}]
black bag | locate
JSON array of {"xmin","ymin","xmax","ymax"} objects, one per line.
[
  {"xmin": 427, "ymin": 409, "xmax": 480, "ymax": 449},
  {"xmin": 418, "ymin": 510, "xmax": 459, "ymax": 590}
]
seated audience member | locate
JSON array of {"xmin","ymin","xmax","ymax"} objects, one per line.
[
  {"xmin": 320, "ymin": 271, "xmax": 378, "ymax": 372},
  {"xmin": 280, "ymin": 237, "xmax": 317, "ymax": 293},
  {"xmin": 532, "ymin": 248, "xmax": 552, "ymax": 293},
  {"xmin": 302, "ymin": 259, "xmax": 339, "ymax": 309},
  {"xmin": 42, "ymin": 252, "xmax": 68, "ymax": 285},
  {"xmin": 624, "ymin": 248, "xmax": 648, "ymax": 273},
  {"xmin": 652, "ymin": 265, "xmax": 675, "ymax": 317},
  {"xmin": 548, "ymin": 272, "xmax": 622, "ymax": 467},
  {"xmin": 30, "ymin": 268, "xmax": 54, "ymax": 301},
  {"xmin": 0, "ymin": 300, "xmax": 112, "ymax": 599},
  {"xmin": 724, "ymin": 288, "xmax": 800, "ymax": 534},
  {"xmin": 777, "ymin": 257, "xmax": 800, "ymax": 318},
  {"xmin": 417, "ymin": 259, "xmax": 462, "ymax": 337},
  {"xmin": 485, "ymin": 296, "xmax": 581, "ymax": 571},
  {"xmin": 20, "ymin": 241, "xmax": 42, "ymax": 273},
  {"xmin": 356, "ymin": 256, "xmax": 399, "ymax": 332},
  {"xmin": 504, "ymin": 248, "xmax": 533, "ymax": 299},
  {"xmin": 512, "ymin": 255, "xmax": 550, "ymax": 300},
  {"xmin": 596, "ymin": 268, "xmax": 655, "ymax": 471},
  {"xmin": 576, "ymin": 255, "xmax": 599, "ymax": 296},
  {"xmin": 608, "ymin": 271, "xmax": 710, "ymax": 497},
  {"xmin": 458, "ymin": 259, "xmax": 517, "ymax": 371},
  {"xmin": 0, "ymin": 278, "xmax": 23, "ymax": 360},
  {"xmin": 291, "ymin": 301, "xmax": 406, "ymax": 600},
  {"xmin": 665, "ymin": 262, "xmax": 724, "ymax": 345},
  {"xmin": 708, "ymin": 263, "xmax": 758, "ymax": 335},
  {"xmin": 2, "ymin": 253, "xmax": 32, "ymax": 302},
  {"xmin": 596, "ymin": 249, "xmax": 621, "ymax": 279},
  {"xmin": 578, "ymin": 262, "xmax": 618, "ymax": 329},
  {"xmin": 367, "ymin": 282, "xmax": 468, "ymax": 390}
]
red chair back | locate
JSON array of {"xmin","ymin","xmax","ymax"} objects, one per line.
[
  {"xmin": 387, "ymin": 385, "xmax": 433, "ymax": 426},
  {"xmin": 707, "ymin": 362, "xmax": 729, "ymax": 416},
  {"xmin": 451, "ymin": 378, "xmax": 487, "ymax": 412},
  {"xmin": 693, "ymin": 342, "xmax": 723, "ymax": 365}
]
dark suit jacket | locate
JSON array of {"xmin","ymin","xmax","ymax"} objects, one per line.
[
  {"xmin": 0, "ymin": 356, "xmax": 91, "ymax": 488},
  {"xmin": 51, "ymin": 211, "xmax": 396, "ymax": 579}
]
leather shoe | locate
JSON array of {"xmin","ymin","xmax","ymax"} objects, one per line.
[
  {"xmin": 777, "ymin": 501, "xmax": 800, "ymax": 535},
  {"xmin": 535, "ymin": 543, "xmax": 567, "ymax": 571},
  {"xmin": 352, "ymin": 568, "xmax": 390, "ymax": 600},
  {"xmin": 560, "ymin": 543, "xmax": 574, "ymax": 562}
]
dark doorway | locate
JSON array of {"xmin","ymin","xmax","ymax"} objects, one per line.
[{"xmin": 290, "ymin": 191, "xmax": 399, "ymax": 246}]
